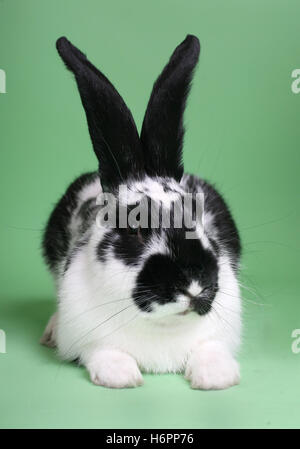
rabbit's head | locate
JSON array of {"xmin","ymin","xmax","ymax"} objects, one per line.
[{"xmin": 57, "ymin": 35, "xmax": 221, "ymax": 319}]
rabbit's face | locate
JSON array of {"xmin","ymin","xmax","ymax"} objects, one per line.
[
  {"xmin": 132, "ymin": 232, "xmax": 219, "ymax": 319},
  {"xmin": 98, "ymin": 176, "xmax": 219, "ymax": 319}
]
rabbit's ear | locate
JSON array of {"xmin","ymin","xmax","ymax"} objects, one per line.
[
  {"xmin": 56, "ymin": 37, "xmax": 144, "ymax": 191},
  {"xmin": 140, "ymin": 35, "xmax": 200, "ymax": 181}
]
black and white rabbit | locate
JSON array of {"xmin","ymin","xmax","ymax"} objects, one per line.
[{"xmin": 41, "ymin": 35, "xmax": 242, "ymax": 389}]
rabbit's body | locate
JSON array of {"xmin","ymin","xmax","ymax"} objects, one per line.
[{"xmin": 42, "ymin": 35, "xmax": 242, "ymax": 389}]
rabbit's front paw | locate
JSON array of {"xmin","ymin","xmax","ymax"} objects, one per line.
[
  {"xmin": 185, "ymin": 341, "xmax": 240, "ymax": 390},
  {"xmin": 86, "ymin": 349, "xmax": 143, "ymax": 388}
]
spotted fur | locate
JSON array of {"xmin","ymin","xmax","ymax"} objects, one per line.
[{"xmin": 41, "ymin": 35, "xmax": 242, "ymax": 390}]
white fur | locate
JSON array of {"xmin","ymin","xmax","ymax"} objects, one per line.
[
  {"xmin": 86, "ymin": 349, "xmax": 143, "ymax": 388},
  {"xmin": 188, "ymin": 280, "xmax": 202, "ymax": 297},
  {"xmin": 185, "ymin": 341, "xmax": 240, "ymax": 389},
  {"xmin": 126, "ymin": 176, "xmax": 184, "ymax": 207},
  {"xmin": 42, "ymin": 176, "xmax": 242, "ymax": 390}
]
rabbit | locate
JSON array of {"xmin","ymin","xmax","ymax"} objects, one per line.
[{"xmin": 41, "ymin": 35, "xmax": 242, "ymax": 390}]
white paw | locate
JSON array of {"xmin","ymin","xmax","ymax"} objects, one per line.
[
  {"xmin": 86, "ymin": 349, "xmax": 143, "ymax": 388},
  {"xmin": 40, "ymin": 313, "xmax": 57, "ymax": 348},
  {"xmin": 185, "ymin": 341, "xmax": 240, "ymax": 390}
]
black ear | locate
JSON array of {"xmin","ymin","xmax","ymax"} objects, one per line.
[
  {"xmin": 56, "ymin": 37, "xmax": 144, "ymax": 191},
  {"xmin": 140, "ymin": 35, "xmax": 200, "ymax": 181}
]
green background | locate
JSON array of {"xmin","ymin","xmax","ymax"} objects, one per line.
[{"xmin": 0, "ymin": 0, "xmax": 299, "ymax": 429}]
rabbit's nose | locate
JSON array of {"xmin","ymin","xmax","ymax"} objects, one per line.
[
  {"xmin": 185, "ymin": 280, "xmax": 205, "ymax": 299},
  {"xmin": 179, "ymin": 288, "xmax": 202, "ymax": 301}
]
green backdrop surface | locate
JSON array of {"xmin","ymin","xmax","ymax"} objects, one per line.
[{"xmin": 0, "ymin": 0, "xmax": 299, "ymax": 428}]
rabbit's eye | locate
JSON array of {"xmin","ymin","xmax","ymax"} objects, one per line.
[
  {"xmin": 127, "ymin": 225, "xmax": 144, "ymax": 243},
  {"xmin": 128, "ymin": 225, "xmax": 139, "ymax": 235}
]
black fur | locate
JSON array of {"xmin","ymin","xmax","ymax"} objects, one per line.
[
  {"xmin": 133, "ymin": 240, "xmax": 218, "ymax": 315},
  {"xmin": 43, "ymin": 172, "xmax": 98, "ymax": 272},
  {"xmin": 140, "ymin": 35, "xmax": 200, "ymax": 181},
  {"xmin": 97, "ymin": 228, "xmax": 146, "ymax": 267},
  {"xmin": 182, "ymin": 174, "xmax": 241, "ymax": 267},
  {"xmin": 97, "ymin": 203, "xmax": 155, "ymax": 266},
  {"xmin": 56, "ymin": 37, "xmax": 144, "ymax": 192},
  {"xmin": 56, "ymin": 36, "xmax": 200, "ymax": 188}
]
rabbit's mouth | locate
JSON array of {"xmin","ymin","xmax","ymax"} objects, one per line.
[
  {"xmin": 177, "ymin": 310, "xmax": 190, "ymax": 316},
  {"xmin": 177, "ymin": 306, "xmax": 193, "ymax": 316}
]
